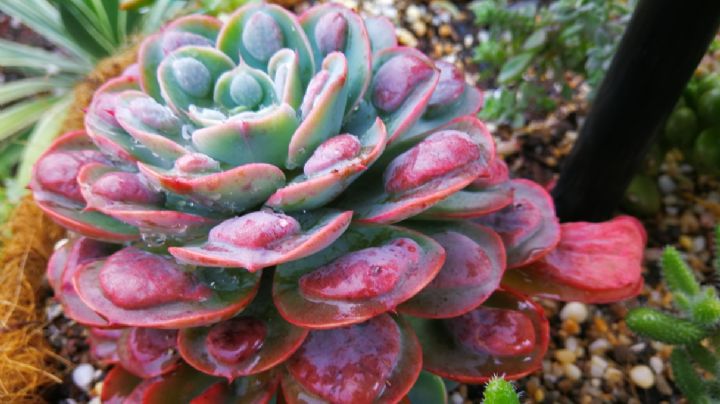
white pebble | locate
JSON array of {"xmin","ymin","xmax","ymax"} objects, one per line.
[
  {"xmin": 589, "ymin": 338, "xmax": 611, "ymax": 354},
  {"xmin": 72, "ymin": 363, "xmax": 95, "ymax": 391},
  {"xmin": 658, "ymin": 175, "xmax": 677, "ymax": 194},
  {"xmin": 564, "ymin": 363, "xmax": 582, "ymax": 380},
  {"xmin": 565, "ymin": 336, "xmax": 579, "ymax": 353},
  {"xmin": 649, "ymin": 356, "xmax": 664, "ymax": 374},
  {"xmin": 560, "ymin": 302, "xmax": 589, "ymax": 323},
  {"xmin": 630, "ymin": 365, "xmax": 655, "ymax": 389},
  {"xmin": 590, "ymin": 355, "xmax": 609, "ymax": 378},
  {"xmin": 88, "ymin": 398, "xmax": 101, "ymax": 404},
  {"xmin": 450, "ymin": 392, "xmax": 464, "ymax": 404},
  {"xmin": 630, "ymin": 342, "xmax": 647, "ymax": 353}
]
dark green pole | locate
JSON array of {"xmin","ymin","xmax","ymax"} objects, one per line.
[{"xmin": 552, "ymin": 0, "xmax": 720, "ymax": 222}]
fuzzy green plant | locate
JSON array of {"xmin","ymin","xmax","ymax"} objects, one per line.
[{"xmin": 627, "ymin": 226, "xmax": 720, "ymax": 403}]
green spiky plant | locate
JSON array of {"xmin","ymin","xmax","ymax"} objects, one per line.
[
  {"xmin": 483, "ymin": 376, "xmax": 521, "ymax": 404},
  {"xmin": 0, "ymin": 0, "xmax": 188, "ymax": 220},
  {"xmin": 627, "ymin": 226, "xmax": 720, "ymax": 404}
]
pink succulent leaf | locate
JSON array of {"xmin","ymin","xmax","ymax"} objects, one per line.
[
  {"xmin": 189, "ymin": 371, "xmax": 280, "ymax": 404},
  {"xmin": 100, "ymin": 366, "xmax": 142, "ymax": 404},
  {"xmin": 273, "ymin": 223, "xmax": 444, "ymax": 329},
  {"xmin": 169, "ymin": 209, "xmax": 352, "ymax": 271},
  {"xmin": 213, "ymin": 64, "xmax": 277, "ymax": 114},
  {"xmin": 402, "ymin": 61, "xmax": 484, "ymax": 141},
  {"xmin": 218, "ymin": 3, "xmax": 315, "ymax": 84},
  {"xmin": 418, "ymin": 181, "xmax": 514, "ymax": 220},
  {"xmin": 89, "ymin": 328, "xmax": 123, "ymax": 365},
  {"xmin": 472, "ymin": 158, "xmax": 510, "ymax": 188},
  {"xmin": 410, "ymin": 289, "xmax": 550, "ymax": 383},
  {"xmin": 74, "ymin": 247, "xmax": 261, "ymax": 328},
  {"xmin": 301, "ymin": 3, "xmax": 372, "ymax": 113},
  {"xmin": 178, "ymin": 277, "xmax": 308, "ymax": 380},
  {"xmin": 502, "ymin": 216, "xmax": 647, "ymax": 303},
  {"xmin": 349, "ymin": 128, "xmax": 487, "ymax": 224},
  {"xmin": 282, "ymin": 314, "xmax": 421, "ymax": 404},
  {"xmin": 474, "ymin": 179, "xmax": 561, "ymax": 268},
  {"xmin": 114, "ymin": 91, "xmax": 188, "ymax": 161},
  {"xmin": 266, "ymin": 118, "xmax": 387, "ymax": 211},
  {"xmin": 371, "ymin": 47, "xmax": 439, "ymax": 143},
  {"xmin": 130, "ymin": 364, "xmax": 220, "ymax": 403},
  {"xmin": 53, "ymin": 237, "xmax": 114, "ymax": 327},
  {"xmin": 286, "ymin": 52, "xmax": 349, "ymax": 169},
  {"xmin": 398, "ymin": 222, "xmax": 507, "ymax": 318},
  {"xmin": 85, "ymin": 76, "xmax": 170, "ymax": 167},
  {"xmin": 117, "ymin": 327, "xmax": 182, "ymax": 378},
  {"xmin": 363, "ymin": 15, "xmax": 398, "ymax": 56},
  {"xmin": 157, "ymin": 46, "xmax": 236, "ymax": 121},
  {"xmin": 30, "ymin": 131, "xmax": 139, "ymax": 242},
  {"xmin": 191, "ymin": 104, "xmax": 298, "ymax": 167},
  {"xmin": 137, "ymin": 161, "xmax": 285, "ymax": 213},
  {"xmin": 139, "ymin": 15, "xmax": 222, "ymax": 100},
  {"xmin": 267, "ymin": 49, "xmax": 304, "ymax": 109},
  {"xmin": 78, "ymin": 163, "xmax": 217, "ymax": 237}
]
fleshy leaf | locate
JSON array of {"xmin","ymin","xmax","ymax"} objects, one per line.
[
  {"xmin": 74, "ymin": 248, "xmax": 261, "ymax": 328},
  {"xmin": 189, "ymin": 372, "xmax": 280, "ymax": 404},
  {"xmin": 118, "ymin": 327, "xmax": 181, "ymax": 378},
  {"xmin": 402, "ymin": 61, "xmax": 484, "ymax": 141},
  {"xmin": 273, "ymin": 223, "xmax": 444, "ymax": 328},
  {"xmin": 213, "ymin": 64, "xmax": 277, "ymax": 113},
  {"xmin": 409, "ymin": 289, "xmax": 549, "ymax": 383},
  {"xmin": 89, "ymin": 328, "xmax": 122, "ymax": 365},
  {"xmin": 139, "ymin": 15, "xmax": 222, "ymax": 101},
  {"xmin": 50, "ymin": 237, "xmax": 113, "ymax": 327},
  {"xmin": 137, "ymin": 161, "xmax": 285, "ymax": 213},
  {"xmin": 218, "ymin": 3, "xmax": 315, "ymax": 85},
  {"xmin": 266, "ymin": 118, "xmax": 387, "ymax": 211},
  {"xmin": 170, "ymin": 210, "xmax": 352, "ymax": 271},
  {"xmin": 301, "ymin": 3, "xmax": 372, "ymax": 113},
  {"xmin": 157, "ymin": 46, "xmax": 235, "ymax": 120},
  {"xmin": 398, "ymin": 222, "xmax": 506, "ymax": 318},
  {"xmin": 282, "ymin": 314, "xmax": 421, "ymax": 404},
  {"xmin": 191, "ymin": 104, "xmax": 298, "ymax": 167},
  {"xmin": 101, "ymin": 366, "xmax": 142, "ymax": 404},
  {"xmin": 364, "ymin": 15, "xmax": 397, "ymax": 56},
  {"xmin": 85, "ymin": 76, "xmax": 169, "ymax": 166},
  {"xmin": 370, "ymin": 47, "xmax": 439, "ymax": 142},
  {"xmin": 502, "ymin": 216, "xmax": 646, "ymax": 303},
  {"xmin": 78, "ymin": 163, "xmax": 217, "ymax": 237},
  {"xmin": 178, "ymin": 276, "xmax": 308, "ymax": 380},
  {"xmin": 350, "ymin": 128, "xmax": 487, "ymax": 224},
  {"xmin": 267, "ymin": 49, "xmax": 304, "ymax": 109},
  {"xmin": 475, "ymin": 179, "xmax": 561, "ymax": 268},
  {"xmin": 30, "ymin": 131, "xmax": 139, "ymax": 242},
  {"xmin": 286, "ymin": 52, "xmax": 349, "ymax": 169}
]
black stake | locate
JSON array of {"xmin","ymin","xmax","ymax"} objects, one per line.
[{"xmin": 552, "ymin": 0, "xmax": 720, "ymax": 222}]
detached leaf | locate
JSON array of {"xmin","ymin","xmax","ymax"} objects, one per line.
[{"xmin": 498, "ymin": 52, "xmax": 534, "ymax": 84}]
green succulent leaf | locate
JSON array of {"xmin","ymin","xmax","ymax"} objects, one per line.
[
  {"xmin": 498, "ymin": 52, "xmax": 534, "ymax": 84},
  {"xmin": 408, "ymin": 371, "xmax": 447, "ymax": 404},
  {"xmin": 671, "ymin": 348, "xmax": 711, "ymax": 404},
  {"xmin": 483, "ymin": 376, "xmax": 521, "ymax": 404},
  {"xmin": 662, "ymin": 246, "xmax": 701, "ymax": 297}
]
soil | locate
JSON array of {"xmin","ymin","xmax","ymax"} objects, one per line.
[{"xmin": 2, "ymin": 1, "xmax": 716, "ymax": 403}]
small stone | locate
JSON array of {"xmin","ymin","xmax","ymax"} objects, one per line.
[
  {"xmin": 649, "ymin": 355, "xmax": 664, "ymax": 374},
  {"xmin": 438, "ymin": 24, "xmax": 453, "ymax": 38},
  {"xmin": 534, "ymin": 388, "xmax": 545, "ymax": 402},
  {"xmin": 680, "ymin": 211, "xmax": 700, "ymax": 233},
  {"xmin": 555, "ymin": 349, "xmax": 577, "ymax": 364},
  {"xmin": 565, "ymin": 336, "xmax": 579, "ymax": 353},
  {"xmin": 396, "ymin": 28, "xmax": 418, "ymax": 47},
  {"xmin": 630, "ymin": 365, "xmax": 655, "ymax": 389},
  {"xmin": 560, "ymin": 302, "xmax": 589, "ymax": 323},
  {"xmin": 589, "ymin": 338, "xmax": 611, "ymax": 354},
  {"xmin": 72, "ymin": 363, "xmax": 95, "ymax": 391},
  {"xmin": 88, "ymin": 398, "xmax": 101, "ymax": 404},
  {"xmin": 411, "ymin": 21, "xmax": 427, "ymax": 36},
  {"xmin": 658, "ymin": 175, "xmax": 677, "ymax": 193},
  {"xmin": 450, "ymin": 392, "xmax": 463, "ymax": 404},
  {"xmin": 562, "ymin": 318, "xmax": 581, "ymax": 335},
  {"xmin": 656, "ymin": 374, "xmax": 674, "ymax": 395},
  {"xmin": 693, "ymin": 236, "xmax": 706, "ymax": 253},
  {"xmin": 604, "ymin": 367, "xmax": 624, "ymax": 385},
  {"xmin": 564, "ymin": 363, "xmax": 582, "ymax": 380},
  {"xmin": 405, "ymin": 4, "xmax": 423, "ymax": 22},
  {"xmin": 46, "ymin": 303, "xmax": 63, "ymax": 322},
  {"xmin": 590, "ymin": 355, "xmax": 609, "ymax": 378},
  {"xmin": 679, "ymin": 235, "xmax": 693, "ymax": 251}
]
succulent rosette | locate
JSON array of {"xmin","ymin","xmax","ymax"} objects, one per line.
[{"xmin": 32, "ymin": 3, "xmax": 648, "ymax": 403}]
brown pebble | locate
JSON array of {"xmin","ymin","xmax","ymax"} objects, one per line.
[
  {"xmin": 562, "ymin": 319, "xmax": 581, "ymax": 335},
  {"xmin": 438, "ymin": 24, "xmax": 453, "ymax": 37},
  {"xmin": 593, "ymin": 316, "xmax": 608, "ymax": 333},
  {"xmin": 612, "ymin": 345, "xmax": 637, "ymax": 364},
  {"xmin": 555, "ymin": 349, "xmax": 577, "ymax": 364},
  {"xmin": 558, "ymin": 379, "xmax": 574, "ymax": 393}
]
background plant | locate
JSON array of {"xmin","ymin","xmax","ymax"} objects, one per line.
[
  {"xmin": 470, "ymin": 0, "xmax": 634, "ymax": 127},
  {"xmin": 0, "ymin": 0, "xmax": 187, "ymax": 221},
  {"xmin": 627, "ymin": 226, "xmax": 720, "ymax": 403}
]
